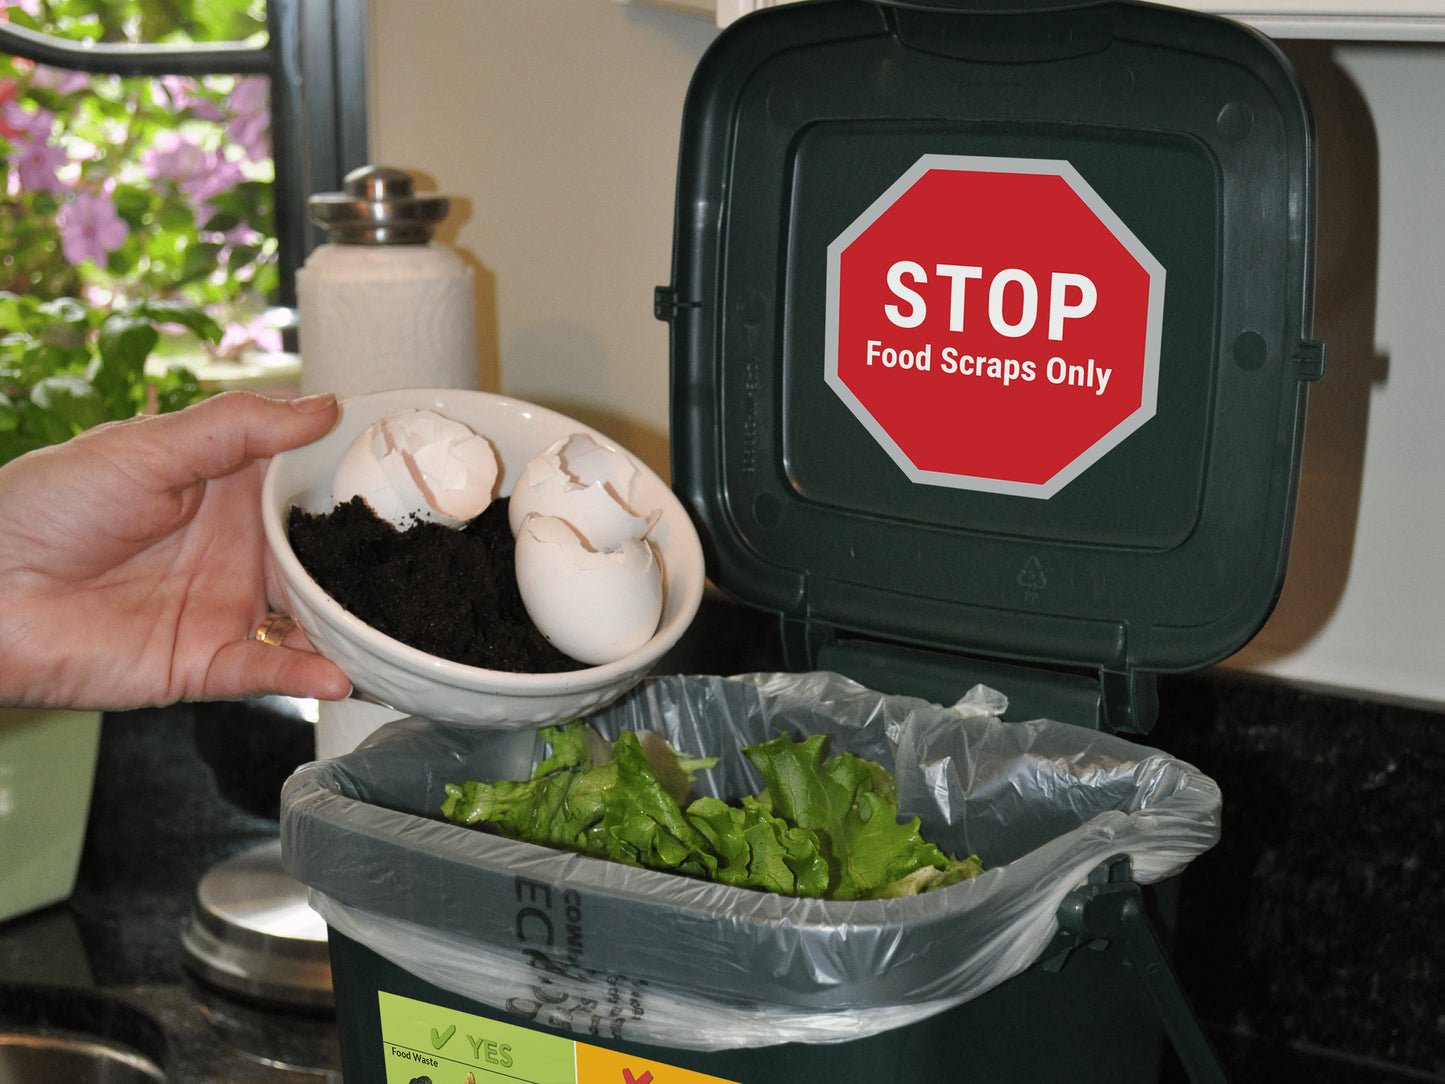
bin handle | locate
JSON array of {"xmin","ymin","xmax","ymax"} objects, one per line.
[{"xmin": 1058, "ymin": 876, "xmax": 1230, "ymax": 1084}]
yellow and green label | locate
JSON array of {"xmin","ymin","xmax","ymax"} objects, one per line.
[{"xmin": 377, "ymin": 991, "xmax": 738, "ymax": 1084}]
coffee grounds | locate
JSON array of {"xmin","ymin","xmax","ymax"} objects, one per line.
[{"xmin": 286, "ymin": 496, "xmax": 583, "ymax": 673}]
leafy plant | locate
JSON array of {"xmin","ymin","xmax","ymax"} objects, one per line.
[
  {"xmin": 2, "ymin": 0, "xmax": 279, "ymax": 360},
  {"xmin": 0, "ymin": 289, "xmax": 217, "ymax": 464}
]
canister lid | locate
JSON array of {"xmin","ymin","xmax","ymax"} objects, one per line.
[
  {"xmin": 180, "ymin": 839, "xmax": 332, "ymax": 1008},
  {"xmin": 660, "ymin": 0, "xmax": 1323, "ymax": 732},
  {"xmin": 308, "ymin": 165, "xmax": 450, "ymax": 245}
]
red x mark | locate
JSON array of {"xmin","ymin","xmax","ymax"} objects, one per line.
[{"xmin": 622, "ymin": 1071, "xmax": 654, "ymax": 1084}]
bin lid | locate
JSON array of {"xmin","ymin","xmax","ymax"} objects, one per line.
[{"xmin": 657, "ymin": 0, "xmax": 1323, "ymax": 733}]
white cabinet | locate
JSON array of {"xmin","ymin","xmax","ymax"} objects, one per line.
[{"xmin": 635, "ymin": 0, "xmax": 1445, "ymax": 41}]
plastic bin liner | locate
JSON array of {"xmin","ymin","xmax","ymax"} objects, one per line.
[{"xmin": 280, "ymin": 672, "xmax": 1220, "ymax": 1050}]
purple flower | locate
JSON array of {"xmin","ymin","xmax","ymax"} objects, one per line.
[
  {"xmin": 2, "ymin": 99, "xmax": 54, "ymax": 141},
  {"xmin": 179, "ymin": 150, "xmax": 245, "ymax": 224},
  {"xmin": 227, "ymin": 109, "xmax": 269, "ymax": 164},
  {"xmin": 156, "ymin": 75, "xmax": 224, "ymax": 121},
  {"xmin": 28, "ymin": 64, "xmax": 91, "ymax": 97},
  {"xmin": 214, "ymin": 312, "xmax": 282, "ymax": 359},
  {"xmin": 219, "ymin": 220, "xmax": 261, "ymax": 245},
  {"xmin": 226, "ymin": 76, "xmax": 270, "ymax": 162},
  {"xmin": 141, "ymin": 129, "xmax": 206, "ymax": 181},
  {"xmin": 141, "ymin": 130, "xmax": 248, "ymax": 224},
  {"xmin": 11, "ymin": 136, "xmax": 68, "ymax": 195},
  {"xmin": 2, "ymin": 100, "xmax": 70, "ymax": 194},
  {"xmin": 56, "ymin": 190, "xmax": 130, "ymax": 266}
]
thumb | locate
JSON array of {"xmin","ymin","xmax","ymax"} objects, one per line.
[
  {"xmin": 95, "ymin": 390, "xmax": 340, "ymax": 489},
  {"xmin": 205, "ymin": 637, "xmax": 354, "ymax": 702}
]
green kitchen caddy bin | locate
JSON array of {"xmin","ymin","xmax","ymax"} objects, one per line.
[
  {"xmin": 280, "ymin": 1, "xmax": 1322, "ymax": 1081},
  {"xmin": 285, "ymin": 675, "xmax": 1223, "ymax": 1082}
]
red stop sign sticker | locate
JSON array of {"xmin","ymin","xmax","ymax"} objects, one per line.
[{"xmin": 824, "ymin": 154, "xmax": 1165, "ymax": 498}]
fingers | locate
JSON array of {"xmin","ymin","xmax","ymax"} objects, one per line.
[
  {"xmin": 86, "ymin": 390, "xmax": 340, "ymax": 490},
  {"xmin": 257, "ymin": 613, "xmax": 326, "ymax": 657},
  {"xmin": 206, "ymin": 637, "xmax": 353, "ymax": 703}
]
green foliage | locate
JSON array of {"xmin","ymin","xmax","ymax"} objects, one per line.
[
  {"xmin": 0, "ymin": 290, "xmax": 217, "ymax": 464},
  {"xmin": 1, "ymin": 0, "xmax": 266, "ymax": 47}
]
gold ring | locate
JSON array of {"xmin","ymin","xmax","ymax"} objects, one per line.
[{"xmin": 253, "ymin": 613, "xmax": 297, "ymax": 646}]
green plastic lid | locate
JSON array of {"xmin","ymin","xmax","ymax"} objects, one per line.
[{"xmin": 658, "ymin": 0, "xmax": 1323, "ymax": 732}]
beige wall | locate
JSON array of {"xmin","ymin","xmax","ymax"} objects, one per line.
[
  {"xmin": 368, "ymin": 0, "xmax": 715, "ymax": 478},
  {"xmin": 369, "ymin": 1, "xmax": 1445, "ymax": 708},
  {"xmin": 1228, "ymin": 41, "xmax": 1445, "ymax": 706}
]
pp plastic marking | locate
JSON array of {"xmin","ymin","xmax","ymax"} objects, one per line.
[
  {"xmin": 377, "ymin": 991, "xmax": 739, "ymax": 1084},
  {"xmin": 825, "ymin": 153, "xmax": 1165, "ymax": 499}
]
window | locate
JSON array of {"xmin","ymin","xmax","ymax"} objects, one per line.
[{"xmin": 0, "ymin": 0, "xmax": 369, "ymax": 356}]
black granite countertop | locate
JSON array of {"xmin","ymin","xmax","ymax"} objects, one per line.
[
  {"xmin": 0, "ymin": 694, "xmax": 343, "ymax": 1082},
  {"xmin": 1153, "ymin": 672, "xmax": 1445, "ymax": 1083},
  {"xmin": 1, "ymin": 595, "xmax": 1441, "ymax": 1081}
]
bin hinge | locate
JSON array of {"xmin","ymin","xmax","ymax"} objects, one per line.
[
  {"xmin": 654, "ymin": 285, "xmax": 700, "ymax": 323},
  {"xmin": 1294, "ymin": 338, "xmax": 1326, "ymax": 382},
  {"xmin": 1056, "ymin": 863, "xmax": 1229, "ymax": 1084},
  {"xmin": 1099, "ymin": 665, "xmax": 1159, "ymax": 735}
]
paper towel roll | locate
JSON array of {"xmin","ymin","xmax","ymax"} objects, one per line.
[{"xmin": 297, "ymin": 242, "xmax": 480, "ymax": 398}]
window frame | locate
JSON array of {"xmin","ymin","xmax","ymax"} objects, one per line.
[{"xmin": 0, "ymin": 0, "xmax": 371, "ymax": 319}]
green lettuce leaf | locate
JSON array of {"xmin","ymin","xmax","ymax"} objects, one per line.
[
  {"xmin": 743, "ymin": 732, "xmax": 976, "ymax": 899},
  {"xmin": 441, "ymin": 721, "xmax": 983, "ymax": 900}
]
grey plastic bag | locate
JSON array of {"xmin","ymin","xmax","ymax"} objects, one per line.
[{"xmin": 281, "ymin": 672, "xmax": 1220, "ymax": 1049}]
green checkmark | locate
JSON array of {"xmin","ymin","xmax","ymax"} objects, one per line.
[{"xmin": 431, "ymin": 1023, "xmax": 456, "ymax": 1050}]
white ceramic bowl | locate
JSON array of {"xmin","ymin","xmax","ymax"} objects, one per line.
[{"xmin": 261, "ymin": 388, "xmax": 705, "ymax": 728}]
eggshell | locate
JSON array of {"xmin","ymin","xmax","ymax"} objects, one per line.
[
  {"xmin": 513, "ymin": 514, "xmax": 665, "ymax": 666},
  {"xmin": 507, "ymin": 433, "xmax": 659, "ymax": 550},
  {"xmin": 332, "ymin": 408, "xmax": 499, "ymax": 528}
]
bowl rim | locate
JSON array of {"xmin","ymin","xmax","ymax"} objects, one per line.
[{"xmin": 260, "ymin": 388, "xmax": 704, "ymax": 697}]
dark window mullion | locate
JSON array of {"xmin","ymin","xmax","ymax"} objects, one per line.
[
  {"xmin": 269, "ymin": 0, "xmax": 306, "ymax": 314},
  {"xmin": 0, "ymin": 23, "xmax": 271, "ymax": 77},
  {"xmin": 329, "ymin": 0, "xmax": 370, "ymax": 182}
]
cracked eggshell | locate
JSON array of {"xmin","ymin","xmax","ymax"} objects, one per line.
[
  {"xmin": 507, "ymin": 433, "xmax": 659, "ymax": 551},
  {"xmin": 514, "ymin": 514, "xmax": 665, "ymax": 666},
  {"xmin": 332, "ymin": 407, "xmax": 499, "ymax": 528}
]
